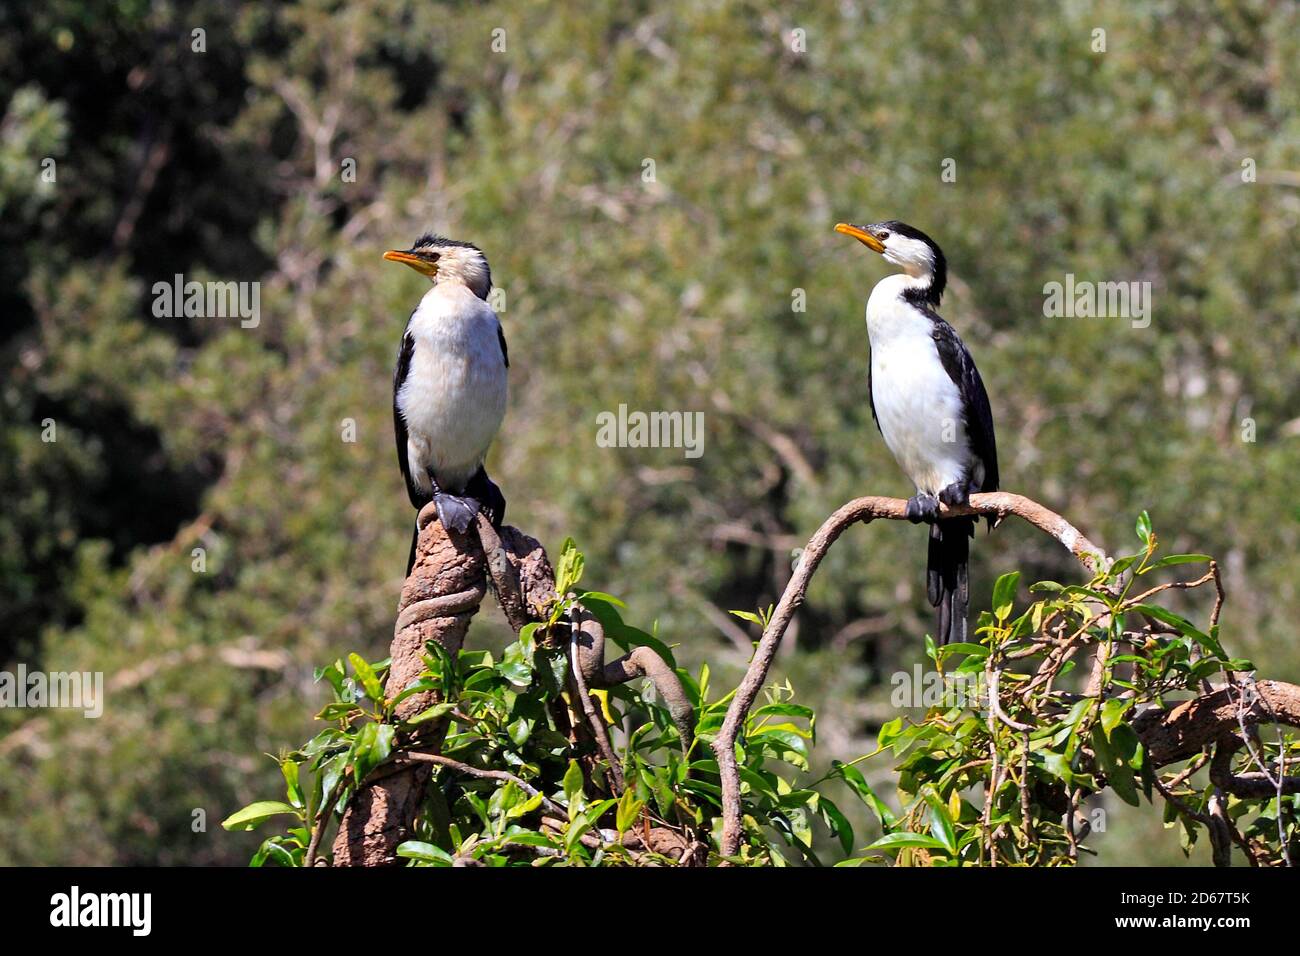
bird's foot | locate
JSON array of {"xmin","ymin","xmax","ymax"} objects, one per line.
[
  {"xmin": 433, "ymin": 492, "xmax": 482, "ymax": 534},
  {"xmin": 938, "ymin": 481, "xmax": 970, "ymax": 509},
  {"xmin": 465, "ymin": 469, "xmax": 506, "ymax": 529},
  {"xmin": 905, "ymin": 492, "xmax": 940, "ymax": 524}
]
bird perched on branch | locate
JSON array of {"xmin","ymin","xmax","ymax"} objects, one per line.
[
  {"xmin": 835, "ymin": 221, "xmax": 999, "ymax": 644},
  {"xmin": 384, "ymin": 234, "xmax": 508, "ymax": 574}
]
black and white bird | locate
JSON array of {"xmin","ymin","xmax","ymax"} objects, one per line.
[
  {"xmin": 384, "ymin": 234, "xmax": 508, "ymax": 574},
  {"xmin": 835, "ymin": 220, "xmax": 999, "ymax": 645}
]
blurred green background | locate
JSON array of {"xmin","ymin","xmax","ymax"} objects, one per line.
[{"xmin": 1, "ymin": 0, "xmax": 1296, "ymax": 865}]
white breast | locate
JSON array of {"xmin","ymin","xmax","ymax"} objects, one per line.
[
  {"xmin": 399, "ymin": 283, "xmax": 508, "ymax": 493},
  {"xmin": 866, "ymin": 276, "xmax": 969, "ymax": 496}
]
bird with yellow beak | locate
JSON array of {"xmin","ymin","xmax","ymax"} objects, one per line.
[
  {"xmin": 384, "ymin": 233, "xmax": 508, "ymax": 574},
  {"xmin": 836, "ymin": 220, "xmax": 999, "ymax": 645}
]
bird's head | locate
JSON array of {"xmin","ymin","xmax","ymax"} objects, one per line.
[
  {"xmin": 383, "ymin": 233, "xmax": 492, "ymax": 299},
  {"xmin": 835, "ymin": 220, "xmax": 946, "ymax": 305}
]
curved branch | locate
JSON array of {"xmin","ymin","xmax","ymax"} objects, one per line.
[
  {"xmin": 1209, "ymin": 734, "xmax": 1300, "ymax": 798},
  {"xmin": 605, "ymin": 647, "xmax": 696, "ymax": 754},
  {"xmin": 571, "ymin": 603, "xmax": 696, "ymax": 758},
  {"xmin": 711, "ymin": 491, "xmax": 1110, "ymax": 859},
  {"xmin": 568, "ymin": 616, "xmax": 626, "ymax": 794},
  {"xmin": 475, "ymin": 514, "xmax": 531, "ymax": 632},
  {"xmin": 1134, "ymin": 679, "xmax": 1300, "ymax": 769}
]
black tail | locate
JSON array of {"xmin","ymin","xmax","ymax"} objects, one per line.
[
  {"xmin": 927, "ymin": 518, "xmax": 972, "ymax": 645},
  {"xmin": 405, "ymin": 519, "xmax": 420, "ymax": 577}
]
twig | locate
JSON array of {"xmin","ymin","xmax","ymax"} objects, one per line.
[
  {"xmin": 568, "ymin": 608, "xmax": 625, "ymax": 794},
  {"xmin": 1019, "ymin": 729, "xmax": 1033, "ymax": 850},
  {"xmin": 1152, "ymin": 774, "xmax": 1256, "ymax": 867},
  {"xmin": 1064, "ymin": 788, "xmax": 1079, "ymax": 863},
  {"xmin": 306, "ymin": 774, "xmax": 349, "ymax": 867},
  {"xmin": 399, "ymin": 750, "xmax": 566, "ymax": 817},
  {"xmin": 988, "ymin": 663, "xmax": 1033, "ymax": 732}
]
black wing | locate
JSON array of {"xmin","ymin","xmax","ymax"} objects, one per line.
[
  {"xmin": 866, "ymin": 358, "xmax": 880, "ymax": 433},
  {"xmin": 393, "ymin": 327, "xmax": 427, "ymax": 508},
  {"xmin": 930, "ymin": 316, "xmax": 999, "ymax": 493},
  {"xmin": 497, "ymin": 323, "xmax": 509, "ymax": 368}
]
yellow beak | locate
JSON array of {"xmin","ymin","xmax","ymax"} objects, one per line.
[
  {"xmin": 383, "ymin": 249, "xmax": 439, "ymax": 277},
  {"xmin": 834, "ymin": 222, "xmax": 885, "ymax": 254}
]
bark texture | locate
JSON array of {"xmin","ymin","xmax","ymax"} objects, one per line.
[{"xmin": 331, "ymin": 505, "xmax": 553, "ymax": 866}]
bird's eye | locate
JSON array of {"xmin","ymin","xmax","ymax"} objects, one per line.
[{"xmin": 877, "ymin": 231, "xmax": 890, "ymax": 241}]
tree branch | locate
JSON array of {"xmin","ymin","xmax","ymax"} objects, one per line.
[
  {"xmin": 711, "ymin": 491, "xmax": 1109, "ymax": 859},
  {"xmin": 329, "ymin": 505, "xmax": 552, "ymax": 866}
]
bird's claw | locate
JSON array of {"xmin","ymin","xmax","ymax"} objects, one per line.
[
  {"xmin": 905, "ymin": 493, "xmax": 940, "ymax": 524},
  {"xmin": 433, "ymin": 492, "xmax": 481, "ymax": 534},
  {"xmin": 938, "ymin": 481, "xmax": 969, "ymax": 508},
  {"xmin": 465, "ymin": 469, "xmax": 506, "ymax": 530}
]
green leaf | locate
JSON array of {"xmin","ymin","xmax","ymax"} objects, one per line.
[
  {"xmin": 314, "ymin": 701, "xmax": 359, "ymax": 721},
  {"xmin": 506, "ymin": 792, "xmax": 544, "ymax": 822},
  {"xmin": 348, "ymin": 722, "xmax": 383, "ymax": 783},
  {"xmin": 281, "ymin": 758, "xmax": 303, "ymax": 809},
  {"xmin": 1039, "ymin": 751, "xmax": 1073, "ymax": 786},
  {"xmin": 876, "ymin": 718, "xmax": 904, "ymax": 750},
  {"xmin": 564, "ymin": 817, "xmax": 593, "ymax": 854},
  {"xmin": 1100, "ymin": 697, "xmax": 1132, "ymax": 736},
  {"xmin": 406, "ymin": 702, "xmax": 456, "ymax": 726},
  {"xmin": 866, "ymin": 832, "xmax": 949, "ymax": 852},
  {"xmin": 991, "ymin": 571, "xmax": 1021, "ymax": 622},
  {"xmin": 1135, "ymin": 511, "xmax": 1152, "ymax": 546},
  {"xmin": 562, "ymin": 759, "xmax": 584, "ymax": 810},
  {"xmin": 397, "ymin": 841, "xmax": 454, "ymax": 865},
  {"xmin": 1109, "ymin": 554, "xmax": 1139, "ymax": 576},
  {"xmin": 1142, "ymin": 553, "xmax": 1211, "ymax": 571},
  {"xmin": 390, "ymin": 678, "xmax": 441, "ymax": 709},
  {"xmin": 921, "ymin": 786, "xmax": 958, "ymax": 854},
  {"xmin": 348, "ymin": 653, "xmax": 385, "ymax": 703},
  {"xmin": 505, "ymin": 831, "xmax": 560, "ymax": 849},
  {"xmin": 615, "ymin": 788, "xmax": 644, "ymax": 835},
  {"xmin": 498, "ymin": 642, "xmax": 533, "ymax": 687},
  {"xmin": 784, "ymin": 806, "xmax": 814, "ymax": 848},
  {"xmin": 249, "ymin": 838, "xmax": 298, "ymax": 868},
  {"xmin": 575, "ymin": 590, "xmax": 627, "ymax": 609},
  {"xmin": 752, "ymin": 703, "xmax": 814, "ymax": 725},
  {"xmin": 222, "ymin": 801, "xmax": 299, "ymax": 831},
  {"xmin": 555, "ymin": 537, "xmax": 585, "ymax": 594},
  {"xmin": 820, "ymin": 796, "xmax": 855, "ymax": 856},
  {"xmin": 1092, "ymin": 725, "xmax": 1139, "ymax": 806},
  {"xmin": 751, "ymin": 727, "xmax": 809, "ymax": 769},
  {"xmin": 314, "ymin": 660, "xmax": 346, "ymax": 697}
]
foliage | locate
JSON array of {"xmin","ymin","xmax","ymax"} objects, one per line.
[
  {"xmin": 854, "ymin": 514, "xmax": 1298, "ymax": 866},
  {"xmin": 228, "ymin": 523, "xmax": 1295, "ymax": 866},
  {"xmin": 223, "ymin": 542, "xmax": 869, "ymax": 866}
]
